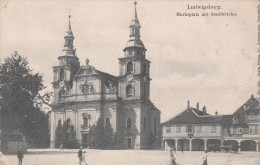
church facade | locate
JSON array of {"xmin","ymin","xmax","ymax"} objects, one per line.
[{"xmin": 49, "ymin": 3, "xmax": 161, "ymax": 150}]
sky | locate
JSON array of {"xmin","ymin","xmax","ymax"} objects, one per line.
[{"xmin": 0, "ymin": 0, "xmax": 258, "ymax": 122}]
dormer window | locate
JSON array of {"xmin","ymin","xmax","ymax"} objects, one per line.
[{"xmin": 233, "ymin": 115, "xmax": 239, "ymax": 122}]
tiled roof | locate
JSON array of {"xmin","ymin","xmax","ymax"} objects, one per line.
[
  {"xmin": 221, "ymin": 115, "xmax": 233, "ymax": 124},
  {"xmin": 162, "ymin": 95, "xmax": 260, "ymax": 126},
  {"xmin": 229, "ymin": 95, "xmax": 260, "ymax": 124},
  {"xmin": 161, "ymin": 107, "xmax": 222, "ymax": 125},
  {"xmin": 234, "ymin": 95, "xmax": 260, "ymax": 115}
]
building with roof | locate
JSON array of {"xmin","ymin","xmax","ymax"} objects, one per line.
[
  {"xmin": 49, "ymin": 2, "xmax": 161, "ymax": 150},
  {"xmin": 221, "ymin": 95, "xmax": 260, "ymax": 152},
  {"xmin": 161, "ymin": 96, "xmax": 260, "ymax": 152}
]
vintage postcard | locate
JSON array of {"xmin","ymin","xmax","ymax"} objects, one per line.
[{"xmin": 0, "ymin": 0, "xmax": 259, "ymax": 165}]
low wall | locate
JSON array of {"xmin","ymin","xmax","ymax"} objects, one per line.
[{"xmin": 7, "ymin": 141, "xmax": 27, "ymax": 154}]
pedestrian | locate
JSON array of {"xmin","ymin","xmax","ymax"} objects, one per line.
[
  {"xmin": 169, "ymin": 150, "xmax": 176, "ymax": 165},
  {"xmin": 173, "ymin": 146, "xmax": 176, "ymax": 153},
  {"xmin": 181, "ymin": 144, "xmax": 184, "ymax": 153},
  {"xmin": 17, "ymin": 149, "xmax": 23, "ymax": 165},
  {"xmin": 82, "ymin": 151, "xmax": 87, "ymax": 165},
  {"xmin": 78, "ymin": 147, "xmax": 83, "ymax": 165},
  {"xmin": 202, "ymin": 150, "xmax": 208, "ymax": 165},
  {"xmin": 60, "ymin": 144, "xmax": 64, "ymax": 151}
]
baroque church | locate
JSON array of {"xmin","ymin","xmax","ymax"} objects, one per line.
[{"xmin": 50, "ymin": 2, "xmax": 161, "ymax": 149}]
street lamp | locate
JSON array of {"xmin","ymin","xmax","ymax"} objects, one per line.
[
  {"xmin": 188, "ymin": 131, "xmax": 194, "ymax": 139},
  {"xmin": 187, "ymin": 124, "xmax": 194, "ymax": 139}
]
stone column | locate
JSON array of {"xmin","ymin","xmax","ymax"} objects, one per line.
[
  {"xmin": 204, "ymin": 139, "xmax": 207, "ymax": 151},
  {"xmin": 134, "ymin": 135, "xmax": 141, "ymax": 150},
  {"xmin": 238, "ymin": 141, "xmax": 241, "ymax": 152},
  {"xmin": 256, "ymin": 141, "xmax": 259, "ymax": 152},
  {"xmin": 164, "ymin": 140, "xmax": 168, "ymax": 151},
  {"xmin": 50, "ymin": 111, "xmax": 55, "ymax": 148},
  {"xmin": 175, "ymin": 139, "xmax": 178, "ymax": 151},
  {"xmin": 221, "ymin": 139, "xmax": 224, "ymax": 152},
  {"xmin": 189, "ymin": 139, "xmax": 192, "ymax": 151}
]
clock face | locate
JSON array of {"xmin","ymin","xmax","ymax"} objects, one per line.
[{"xmin": 126, "ymin": 74, "xmax": 134, "ymax": 82}]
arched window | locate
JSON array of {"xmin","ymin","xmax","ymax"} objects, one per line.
[
  {"xmin": 127, "ymin": 61, "xmax": 133, "ymax": 73},
  {"xmin": 126, "ymin": 85, "xmax": 134, "ymax": 98},
  {"xmin": 154, "ymin": 116, "xmax": 157, "ymax": 135},
  {"xmin": 67, "ymin": 118, "xmax": 71, "ymax": 126},
  {"xmin": 127, "ymin": 118, "xmax": 131, "ymax": 128},
  {"xmin": 105, "ymin": 117, "xmax": 110, "ymax": 128},
  {"xmin": 58, "ymin": 119, "xmax": 61, "ymax": 127},
  {"xmin": 135, "ymin": 28, "xmax": 139, "ymax": 34},
  {"xmin": 83, "ymin": 117, "xmax": 89, "ymax": 127},
  {"xmin": 60, "ymin": 68, "xmax": 65, "ymax": 80}
]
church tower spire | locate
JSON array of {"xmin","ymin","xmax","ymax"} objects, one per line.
[
  {"xmin": 118, "ymin": 2, "xmax": 151, "ymax": 101},
  {"xmin": 63, "ymin": 15, "xmax": 75, "ymax": 56},
  {"xmin": 53, "ymin": 15, "xmax": 80, "ymax": 101},
  {"xmin": 123, "ymin": 1, "xmax": 145, "ymax": 53}
]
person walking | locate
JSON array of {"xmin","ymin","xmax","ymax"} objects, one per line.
[
  {"xmin": 173, "ymin": 146, "xmax": 176, "ymax": 153},
  {"xmin": 170, "ymin": 150, "xmax": 176, "ymax": 165},
  {"xmin": 202, "ymin": 150, "xmax": 208, "ymax": 165},
  {"xmin": 82, "ymin": 151, "xmax": 87, "ymax": 165},
  {"xmin": 78, "ymin": 147, "xmax": 83, "ymax": 165},
  {"xmin": 17, "ymin": 149, "xmax": 23, "ymax": 165},
  {"xmin": 60, "ymin": 144, "xmax": 64, "ymax": 151}
]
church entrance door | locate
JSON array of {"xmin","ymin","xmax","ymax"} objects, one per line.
[
  {"xmin": 126, "ymin": 138, "xmax": 131, "ymax": 149},
  {"xmin": 82, "ymin": 134, "xmax": 88, "ymax": 147}
]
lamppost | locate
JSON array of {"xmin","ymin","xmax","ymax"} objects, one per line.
[
  {"xmin": 187, "ymin": 125, "xmax": 194, "ymax": 139},
  {"xmin": 188, "ymin": 131, "xmax": 194, "ymax": 139},
  {"xmin": 187, "ymin": 124, "xmax": 193, "ymax": 151}
]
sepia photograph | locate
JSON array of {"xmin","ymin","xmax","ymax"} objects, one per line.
[{"xmin": 0, "ymin": 0, "xmax": 259, "ymax": 164}]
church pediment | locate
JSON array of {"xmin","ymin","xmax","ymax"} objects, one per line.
[{"xmin": 76, "ymin": 65, "xmax": 99, "ymax": 76}]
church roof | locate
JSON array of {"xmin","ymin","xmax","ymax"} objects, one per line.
[
  {"xmin": 75, "ymin": 64, "xmax": 116, "ymax": 80},
  {"xmin": 225, "ymin": 95, "xmax": 260, "ymax": 125},
  {"xmin": 125, "ymin": 39, "xmax": 145, "ymax": 49},
  {"xmin": 148, "ymin": 100, "xmax": 161, "ymax": 112}
]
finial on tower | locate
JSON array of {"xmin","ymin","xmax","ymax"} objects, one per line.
[
  {"xmin": 134, "ymin": 1, "xmax": 138, "ymax": 20},
  {"xmin": 68, "ymin": 15, "xmax": 72, "ymax": 31},
  {"xmin": 86, "ymin": 58, "xmax": 89, "ymax": 66}
]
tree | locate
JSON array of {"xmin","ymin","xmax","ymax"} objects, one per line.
[
  {"xmin": 55, "ymin": 121, "xmax": 77, "ymax": 149},
  {"xmin": 94, "ymin": 117, "xmax": 105, "ymax": 149},
  {"xmin": 88, "ymin": 124, "xmax": 96, "ymax": 148},
  {"xmin": 0, "ymin": 51, "xmax": 51, "ymax": 151},
  {"xmin": 104, "ymin": 118, "xmax": 113, "ymax": 148},
  {"xmin": 88, "ymin": 117, "xmax": 113, "ymax": 149}
]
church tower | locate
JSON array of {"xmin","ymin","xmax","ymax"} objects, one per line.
[
  {"xmin": 118, "ymin": 2, "xmax": 151, "ymax": 101},
  {"xmin": 52, "ymin": 15, "xmax": 80, "ymax": 103}
]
